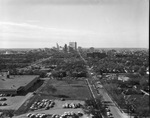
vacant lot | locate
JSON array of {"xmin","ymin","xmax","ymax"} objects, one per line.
[{"xmin": 39, "ymin": 79, "xmax": 92, "ymax": 100}]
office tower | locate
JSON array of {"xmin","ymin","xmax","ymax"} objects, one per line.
[{"xmin": 69, "ymin": 42, "xmax": 77, "ymax": 50}]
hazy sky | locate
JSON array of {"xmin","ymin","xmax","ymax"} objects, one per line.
[{"xmin": 0, "ymin": 0, "xmax": 149, "ymax": 48}]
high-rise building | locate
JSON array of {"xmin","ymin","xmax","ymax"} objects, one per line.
[
  {"xmin": 63, "ymin": 44, "xmax": 68, "ymax": 52},
  {"xmin": 69, "ymin": 42, "xmax": 77, "ymax": 51},
  {"xmin": 56, "ymin": 43, "xmax": 60, "ymax": 50}
]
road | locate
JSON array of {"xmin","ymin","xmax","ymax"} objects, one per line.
[
  {"xmin": 87, "ymin": 66, "xmax": 129, "ymax": 118},
  {"xmin": 97, "ymin": 86, "xmax": 129, "ymax": 118},
  {"xmin": 78, "ymin": 50, "xmax": 129, "ymax": 118},
  {"xmin": 88, "ymin": 67, "xmax": 130, "ymax": 118}
]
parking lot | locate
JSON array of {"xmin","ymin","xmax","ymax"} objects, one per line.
[
  {"xmin": 0, "ymin": 93, "xmax": 33, "ymax": 110},
  {"xmin": 13, "ymin": 99, "xmax": 92, "ymax": 118}
]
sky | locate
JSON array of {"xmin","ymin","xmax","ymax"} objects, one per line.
[{"xmin": 0, "ymin": 0, "xmax": 149, "ymax": 48}]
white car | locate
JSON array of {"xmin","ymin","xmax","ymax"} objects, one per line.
[
  {"xmin": 107, "ymin": 111, "xmax": 112, "ymax": 117},
  {"xmin": 97, "ymin": 85, "xmax": 103, "ymax": 88},
  {"xmin": 29, "ymin": 114, "xmax": 35, "ymax": 118},
  {"xmin": 35, "ymin": 113, "xmax": 41, "ymax": 118},
  {"xmin": 26, "ymin": 113, "xmax": 32, "ymax": 117},
  {"xmin": 97, "ymin": 81, "xmax": 101, "ymax": 84},
  {"xmin": 0, "ymin": 98, "xmax": 7, "ymax": 101}
]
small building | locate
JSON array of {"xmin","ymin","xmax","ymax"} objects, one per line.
[{"xmin": 118, "ymin": 75, "xmax": 130, "ymax": 82}]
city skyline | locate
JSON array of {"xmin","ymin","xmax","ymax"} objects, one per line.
[{"xmin": 0, "ymin": 0, "xmax": 149, "ymax": 48}]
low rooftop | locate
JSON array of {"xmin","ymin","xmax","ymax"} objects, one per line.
[{"xmin": 0, "ymin": 75, "xmax": 39, "ymax": 90}]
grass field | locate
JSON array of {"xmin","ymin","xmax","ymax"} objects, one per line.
[{"xmin": 39, "ymin": 79, "xmax": 92, "ymax": 100}]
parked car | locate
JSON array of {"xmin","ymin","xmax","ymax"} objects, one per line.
[
  {"xmin": 2, "ymin": 103, "xmax": 7, "ymax": 106},
  {"xmin": 0, "ymin": 103, "xmax": 7, "ymax": 106},
  {"xmin": 61, "ymin": 98, "xmax": 65, "ymax": 101},
  {"xmin": 0, "ymin": 98, "xmax": 7, "ymax": 101},
  {"xmin": 26, "ymin": 113, "xmax": 32, "ymax": 117}
]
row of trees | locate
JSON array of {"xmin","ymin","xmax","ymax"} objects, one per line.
[
  {"xmin": 0, "ymin": 50, "xmax": 52, "ymax": 70},
  {"xmin": 41, "ymin": 51, "xmax": 87, "ymax": 78},
  {"xmin": 83, "ymin": 97, "xmax": 106, "ymax": 118}
]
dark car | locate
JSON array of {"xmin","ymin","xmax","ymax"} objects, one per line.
[{"xmin": 0, "ymin": 98, "xmax": 7, "ymax": 101}]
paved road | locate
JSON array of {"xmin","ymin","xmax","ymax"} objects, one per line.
[
  {"xmin": 87, "ymin": 71, "xmax": 127, "ymax": 118},
  {"xmin": 97, "ymin": 87, "xmax": 129, "ymax": 118},
  {"xmin": 77, "ymin": 50, "xmax": 129, "ymax": 118},
  {"xmin": 87, "ymin": 66, "xmax": 130, "ymax": 118}
]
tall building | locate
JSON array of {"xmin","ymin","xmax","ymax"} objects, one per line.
[
  {"xmin": 69, "ymin": 42, "xmax": 77, "ymax": 51},
  {"xmin": 56, "ymin": 43, "xmax": 60, "ymax": 51},
  {"xmin": 63, "ymin": 44, "xmax": 68, "ymax": 52}
]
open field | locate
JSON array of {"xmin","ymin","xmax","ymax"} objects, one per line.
[{"xmin": 39, "ymin": 79, "xmax": 92, "ymax": 100}]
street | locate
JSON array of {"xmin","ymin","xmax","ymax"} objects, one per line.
[
  {"xmin": 97, "ymin": 87, "xmax": 129, "ymax": 118},
  {"xmin": 87, "ymin": 67, "xmax": 129, "ymax": 118},
  {"xmin": 78, "ymin": 50, "xmax": 130, "ymax": 118}
]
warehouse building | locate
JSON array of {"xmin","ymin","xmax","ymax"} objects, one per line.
[{"xmin": 0, "ymin": 74, "xmax": 39, "ymax": 95}]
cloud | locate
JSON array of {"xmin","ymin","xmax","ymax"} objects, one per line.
[
  {"xmin": 0, "ymin": 21, "xmax": 148, "ymax": 48},
  {"xmin": 0, "ymin": 21, "xmax": 103, "ymax": 48},
  {"xmin": 0, "ymin": 21, "xmax": 97, "ymax": 34},
  {"xmin": 0, "ymin": 21, "xmax": 98, "ymax": 41},
  {"xmin": 0, "ymin": 22, "xmax": 45, "ymax": 30}
]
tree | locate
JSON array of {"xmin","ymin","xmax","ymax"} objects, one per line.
[
  {"xmin": 139, "ymin": 75, "xmax": 149, "ymax": 90},
  {"xmin": 138, "ymin": 66, "xmax": 146, "ymax": 76},
  {"xmin": 5, "ymin": 110, "xmax": 14, "ymax": 118},
  {"xmin": 39, "ymin": 71, "xmax": 46, "ymax": 78},
  {"xmin": 83, "ymin": 97, "xmax": 106, "ymax": 118},
  {"xmin": 132, "ymin": 65, "xmax": 140, "ymax": 72},
  {"xmin": 134, "ymin": 96, "xmax": 150, "ymax": 117}
]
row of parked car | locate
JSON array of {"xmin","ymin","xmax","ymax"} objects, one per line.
[
  {"xmin": 0, "ymin": 94, "xmax": 5, "ymax": 97},
  {"xmin": 0, "ymin": 97, "xmax": 7, "ymax": 106},
  {"xmin": 26, "ymin": 111, "xmax": 83, "ymax": 118},
  {"xmin": 62, "ymin": 103, "xmax": 82, "ymax": 109},
  {"xmin": 105, "ymin": 106, "xmax": 113, "ymax": 118},
  {"xmin": 27, "ymin": 113, "xmax": 47, "ymax": 118},
  {"xmin": 51, "ymin": 111, "xmax": 83, "ymax": 118},
  {"xmin": 0, "ymin": 102, "xmax": 7, "ymax": 106},
  {"xmin": 0, "ymin": 98, "xmax": 7, "ymax": 101},
  {"xmin": 30, "ymin": 99, "xmax": 55, "ymax": 111},
  {"xmin": 0, "ymin": 94, "xmax": 14, "ymax": 97}
]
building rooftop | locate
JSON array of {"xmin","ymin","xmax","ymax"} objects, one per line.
[{"xmin": 0, "ymin": 75, "xmax": 39, "ymax": 90}]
